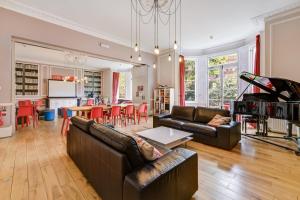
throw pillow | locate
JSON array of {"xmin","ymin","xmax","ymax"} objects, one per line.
[
  {"xmin": 132, "ymin": 135, "xmax": 163, "ymax": 161},
  {"xmin": 208, "ymin": 114, "xmax": 231, "ymax": 127}
]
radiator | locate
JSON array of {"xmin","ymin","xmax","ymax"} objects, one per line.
[{"xmin": 268, "ymin": 119, "xmax": 298, "ymax": 134}]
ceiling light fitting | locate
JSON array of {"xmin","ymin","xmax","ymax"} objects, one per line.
[{"xmin": 130, "ymin": 0, "xmax": 183, "ymax": 61}]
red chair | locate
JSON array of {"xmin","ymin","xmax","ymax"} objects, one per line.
[
  {"xmin": 16, "ymin": 105, "xmax": 33, "ymax": 130},
  {"xmin": 33, "ymin": 99, "xmax": 44, "ymax": 127},
  {"xmin": 86, "ymin": 99, "xmax": 94, "ymax": 106},
  {"xmin": 90, "ymin": 107, "xmax": 104, "ymax": 123},
  {"xmin": 18, "ymin": 100, "xmax": 32, "ymax": 107},
  {"xmin": 0, "ymin": 111, "xmax": 4, "ymax": 127},
  {"xmin": 122, "ymin": 105, "xmax": 135, "ymax": 126},
  {"xmin": 61, "ymin": 108, "xmax": 71, "ymax": 135},
  {"xmin": 137, "ymin": 103, "xmax": 148, "ymax": 124},
  {"xmin": 107, "ymin": 106, "xmax": 122, "ymax": 126}
]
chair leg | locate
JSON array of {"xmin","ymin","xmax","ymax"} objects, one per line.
[
  {"xmin": 15, "ymin": 117, "xmax": 18, "ymax": 130},
  {"xmin": 61, "ymin": 119, "xmax": 65, "ymax": 135}
]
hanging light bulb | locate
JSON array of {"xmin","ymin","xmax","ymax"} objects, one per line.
[
  {"xmin": 168, "ymin": 54, "xmax": 172, "ymax": 61},
  {"xmin": 153, "ymin": 63, "xmax": 156, "ymax": 69},
  {"xmin": 154, "ymin": 46, "xmax": 160, "ymax": 55},
  {"xmin": 173, "ymin": 41, "xmax": 178, "ymax": 50},
  {"xmin": 179, "ymin": 55, "xmax": 183, "ymax": 63},
  {"xmin": 138, "ymin": 54, "xmax": 142, "ymax": 61},
  {"xmin": 134, "ymin": 43, "xmax": 139, "ymax": 52}
]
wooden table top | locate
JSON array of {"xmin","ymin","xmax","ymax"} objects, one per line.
[{"xmin": 67, "ymin": 104, "xmax": 140, "ymax": 112}]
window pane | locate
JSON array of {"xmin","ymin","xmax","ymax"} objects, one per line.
[
  {"xmin": 223, "ymin": 66, "xmax": 238, "ymax": 100},
  {"xmin": 185, "ymin": 81, "xmax": 195, "ymax": 91},
  {"xmin": 119, "ymin": 73, "xmax": 126, "ymax": 99},
  {"xmin": 208, "ymin": 68, "xmax": 221, "ymax": 100},
  {"xmin": 185, "ymin": 91, "xmax": 195, "ymax": 101},
  {"xmin": 184, "ymin": 59, "xmax": 196, "ymax": 102},
  {"xmin": 208, "ymin": 53, "xmax": 238, "ymax": 67}
]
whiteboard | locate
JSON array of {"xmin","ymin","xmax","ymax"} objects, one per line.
[{"xmin": 48, "ymin": 80, "xmax": 76, "ymax": 97}]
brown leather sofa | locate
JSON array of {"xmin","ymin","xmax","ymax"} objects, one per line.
[
  {"xmin": 67, "ymin": 116, "xmax": 198, "ymax": 200},
  {"xmin": 153, "ymin": 106, "xmax": 241, "ymax": 150}
]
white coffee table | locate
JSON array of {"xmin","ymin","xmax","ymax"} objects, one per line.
[{"xmin": 136, "ymin": 126, "xmax": 193, "ymax": 149}]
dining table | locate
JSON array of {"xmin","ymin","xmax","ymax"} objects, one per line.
[{"xmin": 67, "ymin": 103, "xmax": 141, "ymax": 119}]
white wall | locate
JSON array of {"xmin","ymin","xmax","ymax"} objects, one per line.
[
  {"xmin": 265, "ymin": 8, "xmax": 300, "ymax": 82},
  {"xmin": 102, "ymin": 69, "xmax": 113, "ymax": 102},
  {"xmin": 157, "ymin": 50, "xmax": 179, "ymax": 105}
]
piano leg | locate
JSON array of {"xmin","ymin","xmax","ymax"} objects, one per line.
[
  {"xmin": 296, "ymin": 126, "xmax": 300, "ymax": 156},
  {"xmin": 287, "ymin": 122, "xmax": 293, "ymax": 138}
]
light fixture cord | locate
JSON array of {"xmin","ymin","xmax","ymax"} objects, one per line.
[
  {"xmin": 156, "ymin": 1, "xmax": 159, "ymax": 47},
  {"xmin": 154, "ymin": 1, "xmax": 156, "ymax": 48},
  {"xmin": 180, "ymin": 0, "xmax": 182, "ymax": 54},
  {"xmin": 131, "ymin": 0, "xmax": 133, "ymax": 55},
  {"xmin": 169, "ymin": 9, "xmax": 171, "ymax": 52},
  {"xmin": 139, "ymin": 9, "xmax": 141, "ymax": 55},
  {"xmin": 135, "ymin": 0, "xmax": 138, "ymax": 45},
  {"xmin": 175, "ymin": 0, "xmax": 177, "ymax": 41}
]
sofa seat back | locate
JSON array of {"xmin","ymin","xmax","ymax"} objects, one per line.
[
  {"xmin": 68, "ymin": 118, "xmax": 133, "ymax": 200},
  {"xmin": 171, "ymin": 106, "xmax": 195, "ymax": 122},
  {"xmin": 89, "ymin": 123, "xmax": 145, "ymax": 169},
  {"xmin": 193, "ymin": 107, "xmax": 230, "ymax": 123}
]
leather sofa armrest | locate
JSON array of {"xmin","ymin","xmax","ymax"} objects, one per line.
[
  {"xmin": 216, "ymin": 121, "xmax": 241, "ymax": 150},
  {"xmin": 123, "ymin": 148, "xmax": 198, "ymax": 200},
  {"xmin": 153, "ymin": 113, "xmax": 171, "ymax": 128}
]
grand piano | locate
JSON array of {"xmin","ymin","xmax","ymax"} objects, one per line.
[{"xmin": 231, "ymin": 71, "xmax": 300, "ymax": 155}]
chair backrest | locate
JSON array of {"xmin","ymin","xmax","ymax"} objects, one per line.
[
  {"xmin": 86, "ymin": 99, "xmax": 94, "ymax": 106},
  {"xmin": 125, "ymin": 105, "xmax": 134, "ymax": 115},
  {"xmin": 111, "ymin": 106, "xmax": 121, "ymax": 117},
  {"xmin": 62, "ymin": 108, "xmax": 72, "ymax": 119},
  {"xmin": 91, "ymin": 107, "xmax": 104, "ymax": 119},
  {"xmin": 34, "ymin": 99, "xmax": 43, "ymax": 106},
  {"xmin": 18, "ymin": 100, "xmax": 32, "ymax": 107},
  {"xmin": 138, "ymin": 103, "xmax": 146, "ymax": 113},
  {"xmin": 17, "ymin": 106, "xmax": 33, "ymax": 117}
]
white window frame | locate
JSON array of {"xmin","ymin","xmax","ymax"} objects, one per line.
[
  {"xmin": 184, "ymin": 57, "xmax": 198, "ymax": 104},
  {"xmin": 118, "ymin": 71, "xmax": 132, "ymax": 100},
  {"xmin": 207, "ymin": 51, "xmax": 239, "ymax": 108}
]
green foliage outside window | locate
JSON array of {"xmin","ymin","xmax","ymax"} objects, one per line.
[{"xmin": 184, "ymin": 60, "xmax": 196, "ymax": 101}]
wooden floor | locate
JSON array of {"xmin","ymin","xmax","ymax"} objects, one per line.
[{"xmin": 0, "ymin": 119, "xmax": 300, "ymax": 200}]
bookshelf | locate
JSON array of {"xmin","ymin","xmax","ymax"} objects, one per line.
[
  {"xmin": 15, "ymin": 62, "xmax": 39, "ymax": 96},
  {"xmin": 84, "ymin": 70, "xmax": 103, "ymax": 97},
  {"xmin": 154, "ymin": 88, "xmax": 174, "ymax": 115}
]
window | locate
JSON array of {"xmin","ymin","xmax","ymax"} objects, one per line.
[
  {"xmin": 118, "ymin": 72, "xmax": 126, "ymax": 99},
  {"xmin": 184, "ymin": 59, "xmax": 196, "ymax": 102},
  {"xmin": 208, "ymin": 53, "xmax": 238, "ymax": 108}
]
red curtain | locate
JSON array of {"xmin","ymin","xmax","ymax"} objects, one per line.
[
  {"xmin": 112, "ymin": 72, "xmax": 120, "ymax": 104},
  {"xmin": 179, "ymin": 55, "xmax": 186, "ymax": 106},
  {"xmin": 253, "ymin": 34, "xmax": 261, "ymax": 93}
]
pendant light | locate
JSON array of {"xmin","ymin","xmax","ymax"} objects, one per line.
[{"xmin": 174, "ymin": 0, "xmax": 178, "ymax": 50}]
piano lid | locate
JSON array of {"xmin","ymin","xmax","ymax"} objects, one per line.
[{"xmin": 240, "ymin": 72, "xmax": 300, "ymax": 101}]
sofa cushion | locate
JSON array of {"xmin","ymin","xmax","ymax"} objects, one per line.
[
  {"xmin": 171, "ymin": 106, "xmax": 195, "ymax": 122},
  {"xmin": 208, "ymin": 114, "xmax": 231, "ymax": 127},
  {"xmin": 131, "ymin": 135, "xmax": 163, "ymax": 161},
  {"xmin": 182, "ymin": 123, "xmax": 217, "ymax": 137},
  {"xmin": 194, "ymin": 107, "xmax": 230, "ymax": 123},
  {"xmin": 159, "ymin": 118, "xmax": 187, "ymax": 129},
  {"xmin": 89, "ymin": 123, "xmax": 144, "ymax": 169},
  {"xmin": 71, "ymin": 116, "xmax": 95, "ymax": 133}
]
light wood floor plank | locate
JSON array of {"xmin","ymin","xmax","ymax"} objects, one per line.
[{"xmin": 0, "ymin": 118, "xmax": 299, "ymax": 200}]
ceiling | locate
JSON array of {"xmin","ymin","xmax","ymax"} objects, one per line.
[
  {"xmin": 3, "ymin": 0, "xmax": 300, "ymax": 51},
  {"xmin": 15, "ymin": 43, "xmax": 133, "ymax": 71}
]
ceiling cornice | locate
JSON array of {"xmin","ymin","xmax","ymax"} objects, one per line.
[
  {"xmin": 0, "ymin": 0, "xmax": 154, "ymax": 53},
  {"xmin": 251, "ymin": 2, "xmax": 300, "ymax": 24}
]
